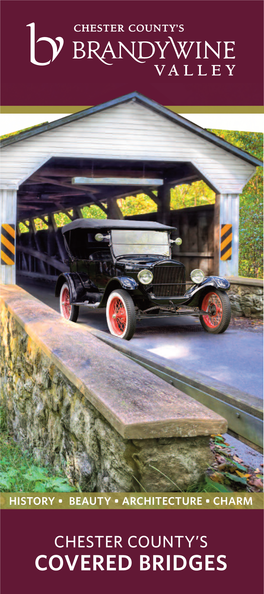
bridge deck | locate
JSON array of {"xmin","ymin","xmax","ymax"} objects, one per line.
[{"xmin": 17, "ymin": 275, "xmax": 263, "ymax": 400}]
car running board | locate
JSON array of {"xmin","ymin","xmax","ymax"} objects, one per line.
[
  {"xmin": 137, "ymin": 308, "xmax": 207, "ymax": 319},
  {"xmin": 74, "ymin": 300, "xmax": 101, "ymax": 308}
]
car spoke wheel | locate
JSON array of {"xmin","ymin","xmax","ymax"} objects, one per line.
[
  {"xmin": 60, "ymin": 283, "xmax": 79, "ymax": 322},
  {"xmin": 200, "ymin": 290, "xmax": 231, "ymax": 334},
  {"xmin": 106, "ymin": 289, "xmax": 136, "ymax": 340}
]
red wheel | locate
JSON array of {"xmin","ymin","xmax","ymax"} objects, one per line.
[
  {"xmin": 106, "ymin": 289, "xmax": 136, "ymax": 340},
  {"xmin": 59, "ymin": 283, "xmax": 79, "ymax": 322},
  {"xmin": 200, "ymin": 290, "xmax": 231, "ymax": 334}
]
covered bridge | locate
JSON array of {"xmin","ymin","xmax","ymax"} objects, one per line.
[{"xmin": 0, "ymin": 92, "xmax": 262, "ymax": 286}]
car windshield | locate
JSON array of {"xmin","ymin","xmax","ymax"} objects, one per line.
[{"xmin": 111, "ymin": 230, "xmax": 170, "ymax": 257}]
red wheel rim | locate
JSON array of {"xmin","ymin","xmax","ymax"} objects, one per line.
[
  {"xmin": 201, "ymin": 292, "xmax": 223, "ymax": 328},
  {"xmin": 61, "ymin": 286, "xmax": 71, "ymax": 320},
  {"xmin": 109, "ymin": 297, "xmax": 127, "ymax": 335}
]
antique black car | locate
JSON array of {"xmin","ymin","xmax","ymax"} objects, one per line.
[{"xmin": 55, "ymin": 219, "xmax": 231, "ymax": 340}]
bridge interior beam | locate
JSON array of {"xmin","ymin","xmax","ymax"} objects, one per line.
[{"xmin": 17, "ymin": 157, "xmax": 202, "ymax": 223}]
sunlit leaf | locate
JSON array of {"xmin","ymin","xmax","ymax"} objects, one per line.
[{"xmin": 224, "ymin": 472, "xmax": 247, "ymax": 485}]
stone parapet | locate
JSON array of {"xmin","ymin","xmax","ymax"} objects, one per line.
[
  {"xmin": 227, "ymin": 277, "xmax": 263, "ymax": 319},
  {"xmin": 0, "ymin": 285, "xmax": 227, "ymax": 492}
]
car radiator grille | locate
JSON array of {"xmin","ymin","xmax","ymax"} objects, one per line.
[{"xmin": 152, "ymin": 264, "xmax": 186, "ymax": 297}]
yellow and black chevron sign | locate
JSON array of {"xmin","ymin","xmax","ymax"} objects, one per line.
[
  {"xmin": 220, "ymin": 224, "xmax": 232, "ymax": 261},
  {"xmin": 1, "ymin": 224, "xmax": 15, "ymax": 265}
]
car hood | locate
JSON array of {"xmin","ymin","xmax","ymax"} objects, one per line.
[{"xmin": 115, "ymin": 255, "xmax": 171, "ymax": 266}]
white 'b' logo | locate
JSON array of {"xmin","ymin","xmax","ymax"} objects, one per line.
[{"xmin": 27, "ymin": 22, "xmax": 64, "ymax": 66}]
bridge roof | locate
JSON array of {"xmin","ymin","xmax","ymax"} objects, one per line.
[
  {"xmin": 62, "ymin": 218, "xmax": 175, "ymax": 233},
  {"xmin": 0, "ymin": 91, "xmax": 262, "ymax": 168},
  {"xmin": 0, "ymin": 92, "xmax": 262, "ymax": 222}
]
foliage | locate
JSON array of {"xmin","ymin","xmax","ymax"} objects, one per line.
[
  {"xmin": 208, "ymin": 130, "xmax": 262, "ymax": 161},
  {"xmin": 35, "ymin": 217, "xmax": 48, "ymax": 230},
  {"xmin": 0, "ymin": 406, "xmax": 7, "ymax": 432},
  {"xmin": 19, "ymin": 221, "xmax": 30, "ymax": 233},
  {"xmin": 205, "ymin": 434, "xmax": 263, "ymax": 492},
  {"xmin": 0, "ymin": 409, "xmax": 76, "ymax": 492},
  {"xmin": 239, "ymin": 177, "xmax": 263, "ymax": 278},
  {"xmin": 81, "ymin": 205, "xmax": 107, "ymax": 220},
  {"xmin": 170, "ymin": 180, "xmax": 215, "ymax": 210},
  {"xmin": 117, "ymin": 194, "xmax": 157, "ymax": 216}
]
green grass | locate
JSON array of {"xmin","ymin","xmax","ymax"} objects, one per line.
[{"xmin": 0, "ymin": 408, "xmax": 76, "ymax": 493}]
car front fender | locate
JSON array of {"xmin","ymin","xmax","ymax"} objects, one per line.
[
  {"xmin": 118, "ymin": 276, "xmax": 139, "ymax": 291},
  {"xmin": 184, "ymin": 276, "xmax": 230, "ymax": 307},
  {"xmin": 99, "ymin": 276, "xmax": 138, "ymax": 307}
]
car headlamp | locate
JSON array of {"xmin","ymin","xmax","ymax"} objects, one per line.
[
  {"xmin": 137, "ymin": 269, "xmax": 153, "ymax": 285},
  {"xmin": 190, "ymin": 269, "xmax": 205, "ymax": 284}
]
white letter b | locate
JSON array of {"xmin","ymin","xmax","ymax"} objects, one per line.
[{"xmin": 27, "ymin": 22, "xmax": 64, "ymax": 66}]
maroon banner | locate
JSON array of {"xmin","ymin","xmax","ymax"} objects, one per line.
[
  {"xmin": 1, "ymin": 509, "xmax": 263, "ymax": 593},
  {"xmin": 1, "ymin": 0, "xmax": 263, "ymax": 106}
]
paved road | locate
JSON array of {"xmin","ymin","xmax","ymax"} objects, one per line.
[{"xmin": 18, "ymin": 276, "xmax": 263, "ymax": 401}]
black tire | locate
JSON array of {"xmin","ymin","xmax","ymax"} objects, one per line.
[
  {"xmin": 59, "ymin": 282, "xmax": 79, "ymax": 322},
  {"xmin": 199, "ymin": 289, "xmax": 231, "ymax": 334},
  {"xmin": 106, "ymin": 289, "xmax": 136, "ymax": 340}
]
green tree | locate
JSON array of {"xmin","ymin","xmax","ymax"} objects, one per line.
[
  {"xmin": 117, "ymin": 194, "xmax": 157, "ymax": 216},
  {"xmin": 170, "ymin": 180, "xmax": 215, "ymax": 209}
]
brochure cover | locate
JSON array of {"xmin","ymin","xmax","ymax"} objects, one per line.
[{"xmin": 0, "ymin": 1, "xmax": 263, "ymax": 593}]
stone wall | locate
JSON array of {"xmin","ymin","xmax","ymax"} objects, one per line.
[
  {"xmin": 227, "ymin": 277, "xmax": 263, "ymax": 319},
  {"xmin": 0, "ymin": 286, "xmax": 227, "ymax": 492}
]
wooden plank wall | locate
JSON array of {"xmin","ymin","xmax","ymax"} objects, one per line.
[
  {"xmin": 126, "ymin": 204, "xmax": 215, "ymax": 278},
  {"xmin": 170, "ymin": 205, "xmax": 215, "ymax": 278}
]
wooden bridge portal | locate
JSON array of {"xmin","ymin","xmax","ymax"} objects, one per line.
[{"xmin": 0, "ymin": 92, "xmax": 261, "ymax": 285}]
